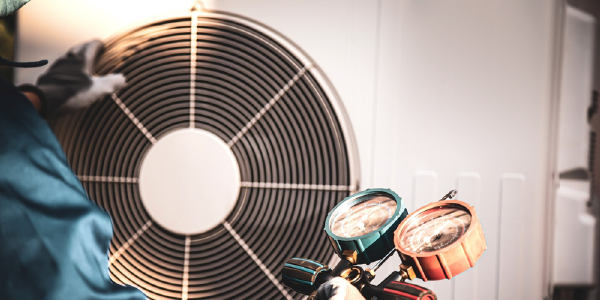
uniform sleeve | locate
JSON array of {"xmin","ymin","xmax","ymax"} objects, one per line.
[{"xmin": 0, "ymin": 78, "xmax": 146, "ymax": 300}]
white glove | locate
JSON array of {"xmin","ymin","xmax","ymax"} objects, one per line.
[
  {"xmin": 19, "ymin": 39, "xmax": 125, "ymax": 117},
  {"xmin": 316, "ymin": 277, "xmax": 366, "ymax": 300}
]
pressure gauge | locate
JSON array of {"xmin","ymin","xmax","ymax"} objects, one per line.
[
  {"xmin": 398, "ymin": 203, "xmax": 471, "ymax": 253},
  {"xmin": 325, "ymin": 189, "xmax": 408, "ymax": 264},
  {"xmin": 329, "ymin": 193, "xmax": 398, "ymax": 238},
  {"xmin": 394, "ymin": 200, "xmax": 486, "ymax": 281}
]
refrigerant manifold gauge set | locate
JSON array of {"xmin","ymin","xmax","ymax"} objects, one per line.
[{"xmin": 281, "ymin": 189, "xmax": 487, "ymax": 300}]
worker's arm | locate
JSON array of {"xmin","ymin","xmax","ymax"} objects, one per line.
[{"xmin": 0, "ymin": 40, "xmax": 145, "ymax": 300}]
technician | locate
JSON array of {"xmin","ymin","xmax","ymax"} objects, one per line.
[{"xmin": 0, "ymin": 1, "xmax": 365, "ymax": 299}]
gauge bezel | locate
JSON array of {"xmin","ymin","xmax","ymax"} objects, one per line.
[
  {"xmin": 394, "ymin": 200, "xmax": 478, "ymax": 257},
  {"xmin": 396, "ymin": 202, "xmax": 472, "ymax": 255},
  {"xmin": 393, "ymin": 199, "xmax": 486, "ymax": 281},
  {"xmin": 325, "ymin": 189, "xmax": 405, "ymax": 241},
  {"xmin": 324, "ymin": 188, "xmax": 408, "ymax": 264}
]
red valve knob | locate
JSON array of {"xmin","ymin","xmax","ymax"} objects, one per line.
[{"xmin": 381, "ymin": 281, "xmax": 437, "ymax": 300}]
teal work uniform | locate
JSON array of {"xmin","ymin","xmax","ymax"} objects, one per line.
[{"xmin": 0, "ymin": 77, "xmax": 146, "ymax": 300}]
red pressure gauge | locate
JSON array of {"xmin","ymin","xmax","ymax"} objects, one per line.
[{"xmin": 393, "ymin": 200, "xmax": 486, "ymax": 281}]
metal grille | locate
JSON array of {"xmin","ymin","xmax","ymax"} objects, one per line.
[{"xmin": 49, "ymin": 10, "xmax": 359, "ymax": 300}]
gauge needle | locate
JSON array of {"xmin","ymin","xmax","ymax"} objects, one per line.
[
  {"xmin": 430, "ymin": 219, "xmax": 452, "ymax": 238},
  {"xmin": 411, "ymin": 222, "xmax": 447, "ymax": 252}
]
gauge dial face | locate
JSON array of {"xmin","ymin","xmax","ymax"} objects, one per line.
[
  {"xmin": 398, "ymin": 204, "xmax": 471, "ymax": 253},
  {"xmin": 330, "ymin": 194, "xmax": 397, "ymax": 238}
]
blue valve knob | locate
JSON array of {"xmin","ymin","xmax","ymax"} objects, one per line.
[{"xmin": 281, "ymin": 258, "xmax": 332, "ymax": 295}]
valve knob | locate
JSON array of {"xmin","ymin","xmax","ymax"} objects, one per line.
[
  {"xmin": 281, "ymin": 258, "xmax": 332, "ymax": 295},
  {"xmin": 381, "ymin": 281, "xmax": 437, "ymax": 300}
]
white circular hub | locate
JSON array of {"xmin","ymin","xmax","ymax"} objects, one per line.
[{"xmin": 139, "ymin": 128, "xmax": 240, "ymax": 235}]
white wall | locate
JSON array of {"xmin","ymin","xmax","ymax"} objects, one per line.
[{"xmin": 16, "ymin": 0, "xmax": 565, "ymax": 299}]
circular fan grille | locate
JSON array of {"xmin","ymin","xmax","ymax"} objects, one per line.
[{"xmin": 50, "ymin": 10, "xmax": 359, "ymax": 300}]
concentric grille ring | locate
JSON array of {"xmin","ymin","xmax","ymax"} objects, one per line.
[{"xmin": 49, "ymin": 10, "xmax": 359, "ymax": 300}]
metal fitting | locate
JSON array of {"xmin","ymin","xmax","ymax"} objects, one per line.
[
  {"xmin": 399, "ymin": 264, "xmax": 416, "ymax": 281},
  {"xmin": 341, "ymin": 250, "xmax": 358, "ymax": 264}
]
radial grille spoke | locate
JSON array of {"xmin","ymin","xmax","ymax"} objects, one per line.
[
  {"xmin": 111, "ymin": 94, "xmax": 157, "ymax": 144},
  {"xmin": 182, "ymin": 236, "xmax": 191, "ymax": 300},
  {"xmin": 78, "ymin": 175, "xmax": 138, "ymax": 183},
  {"xmin": 241, "ymin": 181, "xmax": 354, "ymax": 192},
  {"xmin": 227, "ymin": 65, "xmax": 313, "ymax": 147},
  {"xmin": 190, "ymin": 12, "xmax": 198, "ymax": 128},
  {"xmin": 109, "ymin": 220, "xmax": 153, "ymax": 266},
  {"xmin": 223, "ymin": 222, "xmax": 293, "ymax": 300}
]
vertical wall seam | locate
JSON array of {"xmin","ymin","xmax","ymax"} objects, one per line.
[{"xmin": 369, "ymin": 0, "xmax": 384, "ymax": 188}]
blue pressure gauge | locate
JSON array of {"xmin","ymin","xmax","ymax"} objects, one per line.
[{"xmin": 324, "ymin": 189, "xmax": 408, "ymax": 264}]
